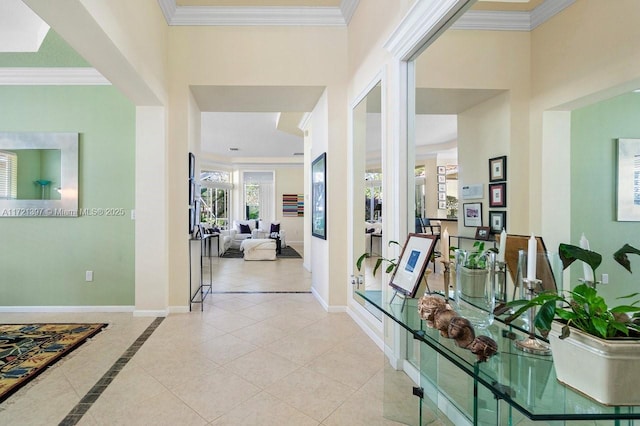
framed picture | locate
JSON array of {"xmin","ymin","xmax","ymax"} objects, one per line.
[
  {"xmin": 389, "ymin": 233, "xmax": 438, "ymax": 298},
  {"xmin": 437, "ymin": 166, "xmax": 446, "ymax": 175},
  {"xmin": 463, "ymin": 202, "xmax": 482, "ymax": 227},
  {"xmin": 438, "ymin": 201, "xmax": 446, "ymax": 209},
  {"xmin": 489, "ymin": 155, "xmax": 507, "ymax": 182},
  {"xmin": 489, "ymin": 183, "xmax": 507, "ymax": 207},
  {"xmin": 438, "ymin": 192, "xmax": 446, "ymax": 201},
  {"xmin": 188, "ymin": 152, "xmax": 195, "ymax": 180},
  {"xmin": 312, "ymin": 153, "xmax": 327, "ymax": 239},
  {"xmin": 617, "ymin": 138, "xmax": 640, "ymax": 221},
  {"xmin": 188, "ymin": 180, "xmax": 195, "ymax": 206},
  {"xmin": 438, "ymin": 183, "xmax": 446, "ymax": 192},
  {"xmin": 489, "ymin": 210, "xmax": 507, "ymax": 234},
  {"xmin": 475, "ymin": 226, "xmax": 491, "ymax": 241},
  {"xmin": 437, "ymin": 175, "xmax": 446, "ymax": 183}
]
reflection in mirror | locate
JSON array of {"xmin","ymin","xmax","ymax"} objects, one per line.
[
  {"xmin": 353, "ymin": 81, "xmax": 382, "ymax": 319},
  {"xmin": 0, "ymin": 132, "xmax": 78, "ymax": 217}
]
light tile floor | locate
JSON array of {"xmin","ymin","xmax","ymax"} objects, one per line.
[{"xmin": 0, "ymin": 244, "xmax": 429, "ymax": 425}]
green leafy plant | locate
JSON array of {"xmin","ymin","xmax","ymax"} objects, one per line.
[
  {"xmin": 505, "ymin": 243, "xmax": 640, "ymax": 339},
  {"xmin": 357, "ymin": 240, "xmax": 400, "ymax": 276},
  {"xmin": 461, "ymin": 241, "xmax": 488, "ymax": 269}
]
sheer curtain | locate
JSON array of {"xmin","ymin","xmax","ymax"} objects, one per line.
[{"xmin": 259, "ymin": 181, "xmax": 274, "ymax": 224}]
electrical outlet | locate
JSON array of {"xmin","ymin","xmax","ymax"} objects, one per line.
[
  {"xmin": 601, "ymin": 273, "xmax": 609, "ymax": 284},
  {"xmin": 86, "ymin": 271, "xmax": 93, "ymax": 282},
  {"xmin": 131, "ymin": 209, "xmax": 135, "ymax": 220}
]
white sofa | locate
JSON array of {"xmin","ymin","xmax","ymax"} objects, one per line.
[
  {"xmin": 254, "ymin": 220, "xmax": 287, "ymax": 248},
  {"xmin": 227, "ymin": 220, "xmax": 259, "ymax": 249}
]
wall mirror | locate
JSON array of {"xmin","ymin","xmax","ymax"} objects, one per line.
[
  {"xmin": 0, "ymin": 132, "xmax": 79, "ymax": 217},
  {"xmin": 352, "ymin": 79, "xmax": 383, "ymax": 319}
]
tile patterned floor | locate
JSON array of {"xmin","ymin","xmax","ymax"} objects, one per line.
[{"xmin": 0, "ymin": 244, "xmax": 422, "ymax": 425}]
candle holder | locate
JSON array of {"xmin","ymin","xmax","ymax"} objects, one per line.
[
  {"xmin": 494, "ymin": 260, "xmax": 507, "ymax": 303},
  {"xmin": 440, "ymin": 259, "xmax": 452, "ymax": 290},
  {"xmin": 515, "ymin": 277, "xmax": 552, "ymax": 356}
]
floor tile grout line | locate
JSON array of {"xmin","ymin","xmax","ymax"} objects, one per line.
[{"xmin": 57, "ymin": 317, "xmax": 165, "ymax": 426}]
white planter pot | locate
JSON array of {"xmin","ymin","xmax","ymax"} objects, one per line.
[
  {"xmin": 459, "ymin": 266, "xmax": 488, "ymax": 298},
  {"xmin": 549, "ymin": 321, "xmax": 640, "ymax": 406}
]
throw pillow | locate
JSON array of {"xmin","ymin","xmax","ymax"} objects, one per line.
[
  {"xmin": 270, "ymin": 223, "xmax": 280, "ymax": 233},
  {"xmin": 239, "ymin": 223, "xmax": 251, "ymax": 234}
]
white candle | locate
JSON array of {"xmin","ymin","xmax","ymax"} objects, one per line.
[
  {"xmin": 580, "ymin": 233, "xmax": 594, "ymax": 282},
  {"xmin": 497, "ymin": 228, "xmax": 507, "ymax": 263},
  {"xmin": 441, "ymin": 228, "xmax": 449, "ymax": 261},
  {"xmin": 527, "ymin": 234, "xmax": 537, "ymax": 280}
]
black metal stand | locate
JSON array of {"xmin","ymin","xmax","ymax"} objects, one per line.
[{"xmin": 189, "ymin": 236, "xmax": 213, "ymax": 311}]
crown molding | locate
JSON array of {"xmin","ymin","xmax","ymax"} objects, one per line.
[
  {"xmin": 385, "ymin": 0, "xmax": 474, "ymax": 60},
  {"xmin": 451, "ymin": 10, "xmax": 530, "ymax": 31},
  {"xmin": 340, "ymin": 0, "xmax": 360, "ymax": 25},
  {"xmin": 0, "ymin": 67, "xmax": 111, "ymax": 85},
  {"xmin": 158, "ymin": 0, "xmax": 347, "ymax": 26},
  {"xmin": 531, "ymin": 0, "xmax": 575, "ymax": 30},
  {"xmin": 451, "ymin": 0, "xmax": 575, "ymax": 31}
]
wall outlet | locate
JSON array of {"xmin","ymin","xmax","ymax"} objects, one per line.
[
  {"xmin": 131, "ymin": 209, "xmax": 135, "ymax": 220},
  {"xmin": 601, "ymin": 273, "xmax": 609, "ymax": 284},
  {"xmin": 85, "ymin": 270, "xmax": 93, "ymax": 282}
]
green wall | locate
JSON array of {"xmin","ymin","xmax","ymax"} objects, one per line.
[
  {"xmin": 0, "ymin": 86, "xmax": 135, "ymax": 306},
  {"xmin": 571, "ymin": 92, "xmax": 640, "ymax": 302}
]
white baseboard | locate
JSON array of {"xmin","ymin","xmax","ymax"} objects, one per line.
[
  {"xmin": 0, "ymin": 305, "xmax": 135, "ymax": 313},
  {"xmin": 133, "ymin": 309, "xmax": 168, "ymax": 317},
  {"xmin": 310, "ymin": 287, "xmax": 347, "ymax": 313},
  {"xmin": 347, "ymin": 305, "xmax": 384, "ymax": 350}
]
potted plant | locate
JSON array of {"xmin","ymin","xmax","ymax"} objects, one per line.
[
  {"xmin": 356, "ymin": 240, "xmax": 400, "ymax": 277},
  {"xmin": 504, "ymin": 242, "xmax": 640, "ymax": 405},
  {"xmin": 457, "ymin": 241, "xmax": 489, "ymax": 298}
]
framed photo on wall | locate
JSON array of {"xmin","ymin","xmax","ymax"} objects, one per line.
[
  {"xmin": 389, "ymin": 234, "xmax": 438, "ymax": 298},
  {"xmin": 463, "ymin": 202, "xmax": 482, "ymax": 227},
  {"xmin": 312, "ymin": 153, "xmax": 327, "ymax": 239},
  {"xmin": 475, "ymin": 226, "xmax": 491, "ymax": 241},
  {"xmin": 489, "ymin": 183, "xmax": 507, "ymax": 207},
  {"xmin": 438, "ymin": 201, "xmax": 446, "ymax": 209},
  {"xmin": 617, "ymin": 138, "xmax": 640, "ymax": 221},
  {"xmin": 489, "ymin": 155, "xmax": 507, "ymax": 182},
  {"xmin": 188, "ymin": 152, "xmax": 195, "ymax": 180},
  {"xmin": 437, "ymin": 166, "xmax": 446, "ymax": 175},
  {"xmin": 489, "ymin": 211, "xmax": 506, "ymax": 234}
]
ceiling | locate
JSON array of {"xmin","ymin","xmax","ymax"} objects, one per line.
[{"xmin": 0, "ymin": 0, "xmax": 565, "ymax": 162}]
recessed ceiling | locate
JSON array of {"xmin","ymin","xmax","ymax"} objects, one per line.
[
  {"xmin": 191, "ymin": 85, "xmax": 325, "ymax": 112},
  {"xmin": 0, "ymin": 0, "xmax": 49, "ymax": 52}
]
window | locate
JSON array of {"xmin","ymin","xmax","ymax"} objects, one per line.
[
  {"xmin": 243, "ymin": 171, "xmax": 275, "ymax": 222},
  {"xmin": 0, "ymin": 150, "xmax": 18, "ymax": 200},
  {"xmin": 200, "ymin": 170, "xmax": 231, "ymax": 228}
]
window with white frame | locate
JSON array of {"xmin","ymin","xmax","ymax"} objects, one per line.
[
  {"xmin": 0, "ymin": 150, "xmax": 18, "ymax": 200},
  {"xmin": 200, "ymin": 170, "xmax": 231, "ymax": 229},
  {"xmin": 243, "ymin": 171, "xmax": 274, "ymax": 223}
]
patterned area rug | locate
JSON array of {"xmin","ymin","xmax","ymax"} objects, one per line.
[
  {"xmin": 0, "ymin": 323, "xmax": 107, "ymax": 403},
  {"xmin": 221, "ymin": 246, "xmax": 302, "ymax": 259}
]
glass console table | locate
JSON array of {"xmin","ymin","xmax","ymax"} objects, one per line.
[{"xmin": 356, "ymin": 290, "xmax": 640, "ymax": 425}]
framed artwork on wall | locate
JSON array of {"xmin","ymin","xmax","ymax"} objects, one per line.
[
  {"xmin": 475, "ymin": 226, "xmax": 491, "ymax": 241},
  {"xmin": 188, "ymin": 152, "xmax": 195, "ymax": 180},
  {"xmin": 489, "ymin": 183, "xmax": 507, "ymax": 207},
  {"xmin": 489, "ymin": 155, "xmax": 507, "ymax": 182},
  {"xmin": 438, "ymin": 201, "xmax": 446, "ymax": 209},
  {"xmin": 463, "ymin": 202, "xmax": 482, "ymax": 227},
  {"xmin": 437, "ymin": 175, "xmax": 446, "ymax": 184},
  {"xmin": 489, "ymin": 211, "xmax": 506, "ymax": 234},
  {"xmin": 437, "ymin": 166, "xmax": 446, "ymax": 175},
  {"xmin": 312, "ymin": 153, "xmax": 327, "ymax": 239},
  {"xmin": 616, "ymin": 138, "xmax": 640, "ymax": 221},
  {"xmin": 389, "ymin": 234, "xmax": 438, "ymax": 298}
]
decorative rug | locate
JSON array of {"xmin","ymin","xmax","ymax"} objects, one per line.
[
  {"xmin": 0, "ymin": 323, "xmax": 107, "ymax": 403},
  {"xmin": 222, "ymin": 246, "xmax": 302, "ymax": 259}
]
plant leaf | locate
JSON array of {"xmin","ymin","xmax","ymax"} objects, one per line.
[
  {"xmin": 611, "ymin": 305, "xmax": 640, "ymax": 313},
  {"xmin": 613, "ymin": 243, "xmax": 640, "ymax": 273},
  {"xmin": 560, "ymin": 324, "xmax": 570, "ymax": 339},
  {"xmin": 610, "ymin": 321, "xmax": 630, "ymax": 337},
  {"xmin": 592, "ymin": 317, "xmax": 609, "ymax": 339},
  {"xmin": 558, "ymin": 243, "xmax": 602, "ymax": 272},
  {"xmin": 534, "ymin": 300, "xmax": 557, "ymax": 332},
  {"xmin": 356, "ymin": 253, "xmax": 369, "ymax": 271}
]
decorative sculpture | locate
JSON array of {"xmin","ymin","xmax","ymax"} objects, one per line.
[
  {"xmin": 417, "ymin": 294, "xmax": 447, "ymax": 327},
  {"xmin": 469, "ymin": 335, "xmax": 498, "ymax": 362},
  {"xmin": 447, "ymin": 316, "xmax": 476, "ymax": 348}
]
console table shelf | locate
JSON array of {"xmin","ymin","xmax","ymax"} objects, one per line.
[{"xmin": 356, "ymin": 290, "xmax": 640, "ymax": 425}]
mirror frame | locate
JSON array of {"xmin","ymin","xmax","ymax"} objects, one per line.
[{"xmin": 0, "ymin": 132, "xmax": 79, "ymax": 217}]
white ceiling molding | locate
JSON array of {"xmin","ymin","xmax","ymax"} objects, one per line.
[
  {"xmin": 530, "ymin": 0, "xmax": 575, "ymax": 30},
  {"xmin": 385, "ymin": 0, "xmax": 474, "ymax": 60},
  {"xmin": 0, "ymin": 0, "xmax": 50, "ymax": 52},
  {"xmin": 158, "ymin": 0, "xmax": 347, "ymax": 26},
  {"xmin": 340, "ymin": 0, "xmax": 360, "ymax": 25},
  {"xmin": 451, "ymin": 0, "xmax": 575, "ymax": 31},
  {"xmin": 0, "ymin": 68, "xmax": 111, "ymax": 85}
]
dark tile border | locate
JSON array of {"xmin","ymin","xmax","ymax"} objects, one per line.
[{"xmin": 58, "ymin": 317, "xmax": 164, "ymax": 426}]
